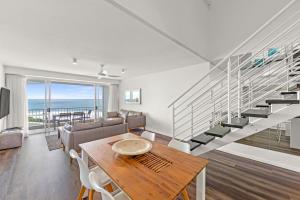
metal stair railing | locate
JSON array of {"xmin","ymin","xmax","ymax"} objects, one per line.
[
  {"xmin": 174, "ymin": 32, "xmax": 300, "ymax": 138},
  {"xmin": 175, "ymin": 39, "xmax": 300, "ymax": 141},
  {"xmin": 173, "ymin": 14, "xmax": 300, "ymax": 120},
  {"xmin": 170, "ymin": 3, "xmax": 300, "ymax": 140}
]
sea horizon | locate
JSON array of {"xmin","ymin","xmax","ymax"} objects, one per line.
[{"xmin": 28, "ymin": 99, "xmax": 102, "ymax": 110}]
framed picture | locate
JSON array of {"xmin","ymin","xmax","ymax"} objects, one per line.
[{"xmin": 125, "ymin": 88, "xmax": 141, "ymax": 104}]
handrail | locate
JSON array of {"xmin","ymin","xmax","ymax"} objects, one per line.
[
  {"xmin": 173, "ymin": 41, "xmax": 300, "ymax": 137},
  {"xmin": 175, "ymin": 35, "xmax": 300, "ymax": 126},
  {"xmin": 182, "ymin": 21, "xmax": 300, "ymax": 108},
  {"xmin": 168, "ymin": 0, "xmax": 296, "ymax": 108}
]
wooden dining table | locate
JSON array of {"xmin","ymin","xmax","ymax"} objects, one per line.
[{"xmin": 80, "ymin": 133, "xmax": 208, "ymax": 200}]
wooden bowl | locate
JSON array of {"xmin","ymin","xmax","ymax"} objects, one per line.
[{"xmin": 112, "ymin": 139, "xmax": 152, "ymax": 156}]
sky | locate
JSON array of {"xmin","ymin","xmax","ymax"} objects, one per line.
[{"xmin": 27, "ymin": 82, "xmax": 103, "ymax": 99}]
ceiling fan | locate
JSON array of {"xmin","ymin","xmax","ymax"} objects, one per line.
[{"xmin": 97, "ymin": 64, "xmax": 121, "ymax": 79}]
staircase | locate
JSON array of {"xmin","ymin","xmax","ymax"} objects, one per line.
[{"xmin": 168, "ymin": 4, "xmax": 300, "ymax": 153}]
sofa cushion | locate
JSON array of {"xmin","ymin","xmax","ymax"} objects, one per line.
[
  {"xmin": 71, "ymin": 122, "xmax": 102, "ymax": 132},
  {"xmin": 107, "ymin": 112, "xmax": 119, "ymax": 118},
  {"xmin": 103, "ymin": 118, "xmax": 123, "ymax": 127},
  {"xmin": 128, "ymin": 111, "xmax": 142, "ymax": 116},
  {"xmin": 119, "ymin": 110, "xmax": 128, "ymax": 118}
]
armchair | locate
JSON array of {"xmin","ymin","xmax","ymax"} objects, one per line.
[{"xmin": 119, "ymin": 110, "xmax": 146, "ymax": 131}]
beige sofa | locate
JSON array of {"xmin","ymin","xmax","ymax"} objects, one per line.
[
  {"xmin": 107, "ymin": 111, "xmax": 125, "ymax": 122},
  {"xmin": 60, "ymin": 120, "xmax": 128, "ymax": 152},
  {"xmin": 119, "ymin": 110, "xmax": 146, "ymax": 130}
]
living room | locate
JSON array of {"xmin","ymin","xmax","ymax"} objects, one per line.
[{"xmin": 1, "ymin": 0, "xmax": 300, "ymax": 200}]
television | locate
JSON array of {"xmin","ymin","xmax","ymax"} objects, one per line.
[{"xmin": 0, "ymin": 87, "xmax": 10, "ymax": 119}]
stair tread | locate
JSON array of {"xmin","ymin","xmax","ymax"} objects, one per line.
[
  {"xmin": 221, "ymin": 117, "xmax": 249, "ymax": 129},
  {"xmin": 280, "ymin": 91, "xmax": 297, "ymax": 95},
  {"xmin": 266, "ymin": 99, "xmax": 300, "ymax": 104},
  {"xmin": 187, "ymin": 140, "xmax": 201, "ymax": 151},
  {"xmin": 241, "ymin": 109, "xmax": 269, "ymax": 118},
  {"xmin": 191, "ymin": 133, "xmax": 215, "ymax": 144},
  {"xmin": 255, "ymin": 104, "xmax": 270, "ymax": 108},
  {"xmin": 205, "ymin": 125, "xmax": 231, "ymax": 137}
]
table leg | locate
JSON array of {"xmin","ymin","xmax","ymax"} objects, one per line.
[{"xmin": 196, "ymin": 167, "xmax": 206, "ymax": 200}]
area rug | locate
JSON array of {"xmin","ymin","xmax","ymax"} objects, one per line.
[
  {"xmin": 129, "ymin": 128, "xmax": 144, "ymax": 135},
  {"xmin": 45, "ymin": 134, "xmax": 63, "ymax": 151}
]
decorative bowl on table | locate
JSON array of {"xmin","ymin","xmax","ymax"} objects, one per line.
[{"xmin": 112, "ymin": 139, "xmax": 152, "ymax": 156}]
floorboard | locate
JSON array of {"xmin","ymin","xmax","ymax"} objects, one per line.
[
  {"xmin": 236, "ymin": 128, "xmax": 300, "ymax": 156},
  {"xmin": 1, "ymin": 133, "xmax": 300, "ymax": 200}
]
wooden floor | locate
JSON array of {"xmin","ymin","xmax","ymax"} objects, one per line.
[
  {"xmin": 236, "ymin": 128, "xmax": 300, "ymax": 156},
  {"xmin": 1, "ymin": 133, "xmax": 300, "ymax": 200}
]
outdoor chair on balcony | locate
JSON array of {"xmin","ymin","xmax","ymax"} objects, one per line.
[
  {"xmin": 72, "ymin": 112, "xmax": 85, "ymax": 125},
  {"xmin": 54, "ymin": 113, "xmax": 71, "ymax": 129},
  {"xmin": 84, "ymin": 110, "xmax": 93, "ymax": 122}
]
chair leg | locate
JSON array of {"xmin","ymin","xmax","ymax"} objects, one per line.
[
  {"xmin": 88, "ymin": 189, "xmax": 94, "ymax": 200},
  {"xmin": 77, "ymin": 185, "xmax": 86, "ymax": 200},
  {"xmin": 104, "ymin": 183, "xmax": 114, "ymax": 192},
  {"xmin": 182, "ymin": 188, "xmax": 190, "ymax": 200}
]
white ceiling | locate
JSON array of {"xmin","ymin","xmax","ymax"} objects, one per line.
[{"xmin": 0, "ymin": 0, "xmax": 207, "ymax": 79}]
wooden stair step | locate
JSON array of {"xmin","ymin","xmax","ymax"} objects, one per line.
[
  {"xmin": 204, "ymin": 125, "xmax": 231, "ymax": 138},
  {"xmin": 191, "ymin": 134, "xmax": 215, "ymax": 144},
  {"xmin": 221, "ymin": 117, "xmax": 249, "ymax": 129},
  {"xmin": 255, "ymin": 104, "xmax": 270, "ymax": 108},
  {"xmin": 280, "ymin": 91, "xmax": 297, "ymax": 95},
  {"xmin": 266, "ymin": 99, "xmax": 300, "ymax": 105},
  {"xmin": 241, "ymin": 109, "xmax": 269, "ymax": 118},
  {"xmin": 187, "ymin": 140, "xmax": 201, "ymax": 151}
]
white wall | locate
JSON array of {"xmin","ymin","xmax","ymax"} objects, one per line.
[
  {"xmin": 120, "ymin": 63, "xmax": 210, "ymax": 137},
  {"xmin": 207, "ymin": 0, "xmax": 291, "ymax": 59}
]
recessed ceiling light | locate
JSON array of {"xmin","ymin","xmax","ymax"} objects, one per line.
[
  {"xmin": 121, "ymin": 68, "xmax": 126, "ymax": 73},
  {"xmin": 72, "ymin": 58, "xmax": 78, "ymax": 65}
]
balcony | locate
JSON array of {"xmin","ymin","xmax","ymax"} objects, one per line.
[{"xmin": 28, "ymin": 107, "xmax": 102, "ymax": 131}]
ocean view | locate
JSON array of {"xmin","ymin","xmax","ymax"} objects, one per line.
[{"xmin": 28, "ymin": 99, "xmax": 101, "ymax": 110}]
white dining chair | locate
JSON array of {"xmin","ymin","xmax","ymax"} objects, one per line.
[
  {"xmin": 168, "ymin": 139, "xmax": 191, "ymax": 154},
  {"xmin": 168, "ymin": 139, "xmax": 191, "ymax": 200},
  {"xmin": 141, "ymin": 131, "xmax": 155, "ymax": 141},
  {"xmin": 69, "ymin": 149, "xmax": 113, "ymax": 200},
  {"xmin": 89, "ymin": 171, "xmax": 130, "ymax": 200}
]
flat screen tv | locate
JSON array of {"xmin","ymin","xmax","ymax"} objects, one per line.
[{"xmin": 0, "ymin": 87, "xmax": 10, "ymax": 119}]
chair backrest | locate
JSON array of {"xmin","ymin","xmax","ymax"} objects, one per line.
[
  {"xmin": 168, "ymin": 139, "xmax": 191, "ymax": 154},
  {"xmin": 59, "ymin": 113, "xmax": 71, "ymax": 120},
  {"xmin": 69, "ymin": 149, "xmax": 91, "ymax": 189},
  {"xmin": 89, "ymin": 171, "xmax": 115, "ymax": 200},
  {"xmin": 73, "ymin": 112, "xmax": 84, "ymax": 120},
  {"xmin": 73, "ymin": 112, "xmax": 84, "ymax": 116},
  {"xmin": 141, "ymin": 131, "xmax": 155, "ymax": 142}
]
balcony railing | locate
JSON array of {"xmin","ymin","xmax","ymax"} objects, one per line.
[{"xmin": 28, "ymin": 107, "xmax": 102, "ymax": 130}]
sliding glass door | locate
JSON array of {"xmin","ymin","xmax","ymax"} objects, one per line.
[
  {"xmin": 95, "ymin": 85, "xmax": 104, "ymax": 119},
  {"xmin": 27, "ymin": 80, "xmax": 105, "ymax": 134},
  {"xmin": 27, "ymin": 80, "xmax": 48, "ymax": 134}
]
